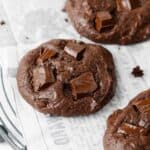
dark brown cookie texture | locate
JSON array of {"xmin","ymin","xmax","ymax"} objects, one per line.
[
  {"xmin": 104, "ymin": 89, "xmax": 150, "ymax": 150},
  {"xmin": 66, "ymin": 0, "xmax": 150, "ymax": 44},
  {"xmin": 17, "ymin": 39, "xmax": 116, "ymax": 116}
]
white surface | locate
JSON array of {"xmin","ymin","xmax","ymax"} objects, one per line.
[
  {"xmin": 0, "ymin": 0, "xmax": 149, "ymax": 150},
  {"xmin": 0, "ymin": 143, "xmax": 12, "ymax": 150}
]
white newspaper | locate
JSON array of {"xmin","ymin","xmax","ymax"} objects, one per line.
[{"xmin": 0, "ymin": 0, "xmax": 150, "ymax": 149}]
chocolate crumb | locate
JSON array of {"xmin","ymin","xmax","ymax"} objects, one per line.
[
  {"xmin": 132, "ymin": 66, "xmax": 144, "ymax": 77},
  {"xmin": 62, "ymin": 8, "xmax": 66, "ymax": 12},
  {"xmin": 0, "ymin": 20, "xmax": 6, "ymax": 26},
  {"xmin": 65, "ymin": 18, "xmax": 68, "ymax": 22}
]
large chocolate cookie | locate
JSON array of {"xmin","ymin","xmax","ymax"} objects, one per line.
[
  {"xmin": 17, "ymin": 39, "xmax": 116, "ymax": 116},
  {"xmin": 66, "ymin": 0, "xmax": 150, "ymax": 44},
  {"xmin": 104, "ymin": 90, "xmax": 150, "ymax": 150}
]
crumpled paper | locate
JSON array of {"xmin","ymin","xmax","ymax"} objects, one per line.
[{"xmin": 0, "ymin": 0, "xmax": 150, "ymax": 149}]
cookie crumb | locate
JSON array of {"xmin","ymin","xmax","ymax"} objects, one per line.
[
  {"xmin": 0, "ymin": 20, "xmax": 6, "ymax": 25},
  {"xmin": 64, "ymin": 18, "xmax": 68, "ymax": 22},
  {"xmin": 62, "ymin": 8, "xmax": 66, "ymax": 12},
  {"xmin": 132, "ymin": 66, "xmax": 144, "ymax": 77}
]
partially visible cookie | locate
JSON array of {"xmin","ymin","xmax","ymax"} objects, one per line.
[
  {"xmin": 66, "ymin": 0, "xmax": 150, "ymax": 44},
  {"xmin": 104, "ymin": 90, "xmax": 150, "ymax": 150},
  {"xmin": 17, "ymin": 39, "xmax": 116, "ymax": 116}
]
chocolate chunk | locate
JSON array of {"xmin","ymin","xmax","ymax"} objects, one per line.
[
  {"xmin": 117, "ymin": 123, "xmax": 144, "ymax": 135},
  {"xmin": 134, "ymin": 99, "xmax": 150, "ymax": 114},
  {"xmin": 64, "ymin": 42, "xmax": 85, "ymax": 59},
  {"xmin": 32, "ymin": 65, "xmax": 55, "ymax": 92},
  {"xmin": 70, "ymin": 72, "xmax": 97, "ymax": 98},
  {"xmin": 132, "ymin": 66, "xmax": 144, "ymax": 77},
  {"xmin": 95, "ymin": 11, "xmax": 114, "ymax": 32},
  {"xmin": 116, "ymin": 0, "xmax": 141, "ymax": 12},
  {"xmin": 130, "ymin": 0, "xmax": 141, "ymax": 9},
  {"xmin": 38, "ymin": 49, "xmax": 57, "ymax": 63}
]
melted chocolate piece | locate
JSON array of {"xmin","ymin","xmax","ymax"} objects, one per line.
[
  {"xmin": 70, "ymin": 72, "xmax": 97, "ymax": 98},
  {"xmin": 116, "ymin": 0, "xmax": 141, "ymax": 12},
  {"xmin": 32, "ymin": 65, "xmax": 55, "ymax": 92},
  {"xmin": 134, "ymin": 99, "xmax": 150, "ymax": 114},
  {"xmin": 95, "ymin": 11, "xmax": 114, "ymax": 32},
  {"xmin": 64, "ymin": 42, "xmax": 85, "ymax": 59},
  {"xmin": 38, "ymin": 49, "xmax": 57, "ymax": 63},
  {"xmin": 117, "ymin": 123, "xmax": 144, "ymax": 135}
]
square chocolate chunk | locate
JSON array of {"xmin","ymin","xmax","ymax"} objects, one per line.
[
  {"xmin": 70, "ymin": 72, "xmax": 97, "ymax": 98},
  {"xmin": 95, "ymin": 11, "xmax": 114, "ymax": 32},
  {"xmin": 64, "ymin": 42, "xmax": 85, "ymax": 59},
  {"xmin": 38, "ymin": 49, "xmax": 57, "ymax": 63},
  {"xmin": 32, "ymin": 65, "xmax": 55, "ymax": 92}
]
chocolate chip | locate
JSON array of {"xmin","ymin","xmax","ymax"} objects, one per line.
[
  {"xmin": 32, "ymin": 65, "xmax": 55, "ymax": 92},
  {"xmin": 70, "ymin": 72, "xmax": 97, "ymax": 98},
  {"xmin": 132, "ymin": 66, "xmax": 144, "ymax": 77},
  {"xmin": 38, "ymin": 48, "xmax": 57, "ymax": 63},
  {"xmin": 64, "ymin": 42, "xmax": 85, "ymax": 60},
  {"xmin": 134, "ymin": 99, "xmax": 150, "ymax": 114},
  {"xmin": 95, "ymin": 11, "xmax": 114, "ymax": 32},
  {"xmin": 116, "ymin": 0, "xmax": 141, "ymax": 12},
  {"xmin": 117, "ymin": 123, "xmax": 144, "ymax": 135}
]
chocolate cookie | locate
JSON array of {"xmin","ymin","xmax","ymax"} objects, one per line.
[
  {"xmin": 66, "ymin": 0, "xmax": 150, "ymax": 44},
  {"xmin": 104, "ymin": 90, "xmax": 150, "ymax": 150},
  {"xmin": 17, "ymin": 39, "xmax": 116, "ymax": 116}
]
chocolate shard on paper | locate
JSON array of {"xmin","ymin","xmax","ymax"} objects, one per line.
[
  {"xmin": 117, "ymin": 123, "xmax": 144, "ymax": 135},
  {"xmin": 70, "ymin": 72, "xmax": 97, "ymax": 98},
  {"xmin": 38, "ymin": 49, "xmax": 57, "ymax": 63},
  {"xmin": 32, "ymin": 65, "xmax": 55, "ymax": 92},
  {"xmin": 64, "ymin": 42, "xmax": 85, "ymax": 59},
  {"xmin": 116, "ymin": 0, "xmax": 141, "ymax": 12},
  {"xmin": 95, "ymin": 11, "xmax": 114, "ymax": 32},
  {"xmin": 134, "ymin": 99, "xmax": 150, "ymax": 114}
]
